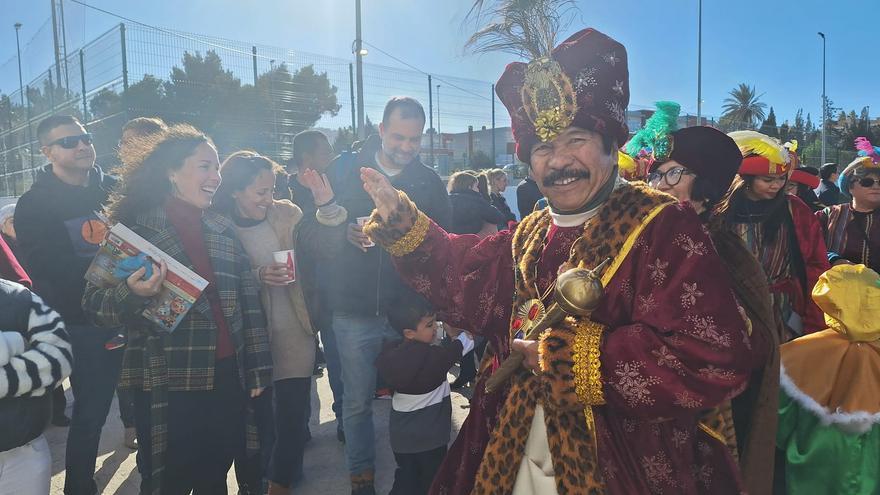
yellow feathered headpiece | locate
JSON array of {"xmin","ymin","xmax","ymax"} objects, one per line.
[{"xmin": 728, "ymin": 130, "xmax": 791, "ymax": 175}]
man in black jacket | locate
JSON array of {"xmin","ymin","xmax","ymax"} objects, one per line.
[
  {"xmin": 815, "ymin": 162, "xmax": 842, "ymax": 205},
  {"xmin": 14, "ymin": 115, "xmax": 120, "ymax": 495},
  {"xmin": 288, "ymin": 129, "xmax": 348, "ymax": 442},
  {"xmin": 328, "ymin": 97, "xmax": 450, "ymax": 495},
  {"xmin": 515, "ymin": 173, "xmax": 543, "ymax": 219}
]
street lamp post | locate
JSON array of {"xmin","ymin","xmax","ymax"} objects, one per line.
[
  {"xmin": 696, "ymin": 0, "xmax": 702, "ymax": 124},
  {"xmin": 436, "ymin": 84, "xmax": 441, "ymax": 144},
  {"xmin": 818, "ymin": 32, "xmax": 826, "ymax": 166},
  {"xmin": 14, "ymin": 23, "xmax": 25, "ymax": 109},
  {"xmin": 354, "ymin": 0, "xmax": 365, "ymax": 139}
]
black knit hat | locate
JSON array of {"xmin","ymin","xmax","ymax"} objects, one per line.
[{"xmin": 651, "ymin": 126, "xmax": 743, "ymax": 200}]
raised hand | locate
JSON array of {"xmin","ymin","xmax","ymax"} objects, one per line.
[
  {"xmin": 360, "ymin": 167, "xmax": 400, "ymax": 222},
  {"xmin": 300, "ymin": 168, "xmax": 334, "ymax": 206}
]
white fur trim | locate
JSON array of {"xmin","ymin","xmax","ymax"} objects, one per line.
[{"xmin": 780, "ymin": 363, "xmax": 880, "ymax": 434}]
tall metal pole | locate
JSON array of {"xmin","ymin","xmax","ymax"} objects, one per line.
[
  {"xmin": 696, "ymin": 0, "xmax": 702, "ymax": 124},
  {"xmin": 428, "ymin": 75, "xmax": 434, "ymax": 166},
  {"xmin": 349, "ymin": 63, "xmax": 356, "ymax": 133},
  {"xmin": 436, "ymin": 84, "xmax": 441, "ymax": 142},
  {"xmin": 491, "ymin": 83, "xmax": 496, "ymax": 163},
  {"xmin": 818, "ymin": 32, "xmax": 826, "ymax": 166},
  {"xmin": 51, "ymin": 0, "xmax": 62, "ymax": 88},
  {"xmin": 355, "ymin": 0, "xmax": 365, "ymax": 139},
  {"xmin": 252, "ymin": 46, "xmax": 258, "ymax": 86},
  {"xmin": 59, "ymin": 0, "xmax": 70, "ymax": 92},
  {"xmin": 14, "ymin": 23, "xmax": 25, "ymax": 109}
]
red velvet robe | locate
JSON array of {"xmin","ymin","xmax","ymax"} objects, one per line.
[{"xmin": 392, "ymin": 202, "xmax": 752, "ymax": 494}]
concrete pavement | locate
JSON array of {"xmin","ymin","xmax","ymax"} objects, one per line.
[{"xmin": 48, "ymin": 369, "xmax": 471, "ymax": 494}]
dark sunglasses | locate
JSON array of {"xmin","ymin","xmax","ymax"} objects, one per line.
[
  {"xmin": 857, "ymin": 177, "xmax": 880, "ymax": 188},
  {"xmin": 47, "ymin": 133, "xmax": 93, "ymax": 149}
]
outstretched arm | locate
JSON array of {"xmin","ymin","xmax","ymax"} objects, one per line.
[{"xmin": 360, "ymin": 168, "xmax": 515, "ymax": 332}]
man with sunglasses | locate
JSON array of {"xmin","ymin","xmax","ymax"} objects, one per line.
[
  {"xmin": 14, "ymin": 114, "xmax": 120, "ymax": 495},
  {"xmin": 817, "ymin": 141, "xmax": 880, "ymax": 274}
]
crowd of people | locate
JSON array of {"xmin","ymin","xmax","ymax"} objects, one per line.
[{"xmin": 1, "ymin": 25, "xmax": 880, "ymax": 495}]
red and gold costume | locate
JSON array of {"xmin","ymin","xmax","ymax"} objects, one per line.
[{"xmin": 364, "ymin": 27, "xmax": 753, "ymax": 495}]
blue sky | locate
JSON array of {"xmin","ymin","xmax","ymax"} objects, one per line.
[{"xmin": 1, "ymin": 0, "xmax": 876, "ymax": 127}]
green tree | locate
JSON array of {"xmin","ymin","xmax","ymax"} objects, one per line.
[
  {"xmin": 721, "ymin": 83, "xmax": 767, "ymax": 130},
  {"xmin": 792, "ymin": 109, "xmax": 805, "ymax": 144},
  {"xmin": 124, "ymin": 75, "xmax": 166, "ymax": 116},
  {"xmin": 333, "ymin": 126, "xmax": 356, "ymax": 153},
  {"xmin": 778, "ymin": 121, "xmax": 791, "ymax": 143},
  {"xmin": 469, "ymin": 150, "xmax": 494, "ymax": 169},
  {"xmin": 758, "ymin": 107, "xmax": 778, "ymax": 137},
  {"xmin": 90, "ymin": 88, "xmax": 122, "ymax": 119}
]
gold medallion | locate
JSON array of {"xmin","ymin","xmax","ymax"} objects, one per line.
[{"xmin": 512, "ymin": 298, "xmax": 546, "ymax": 336}]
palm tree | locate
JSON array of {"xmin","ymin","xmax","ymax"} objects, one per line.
[
  {"xmin": 721, "ymin": 83, "xmax": 767, "ymax": 130},
  {"xmin": 464, "ymin": 0, "xmax": 578, "ymax": 59}
]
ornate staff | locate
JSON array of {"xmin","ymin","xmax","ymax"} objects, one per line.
[{"xmin": 484, "ymin": 258, "xmax": 611, "ymax": 393}]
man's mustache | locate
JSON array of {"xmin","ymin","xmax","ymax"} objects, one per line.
[{"xmin": 542, "ymin": 168, "xmax": 590, "ymax": 187}]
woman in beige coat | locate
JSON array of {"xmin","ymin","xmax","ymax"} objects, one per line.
[{"xmin": 214, "ymin": 151, "xmax": 346, "ymax": 494}]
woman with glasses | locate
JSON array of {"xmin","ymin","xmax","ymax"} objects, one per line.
[
  {"xmin": 816, "ymin": 138, "xmax": 880, "ymax": 273},
  {"xmin": 716, "ymin": 131, "xmax": 829, "ymax": 338},
  {"xmin": 212, "ymin": 151, "xmax": 345, "ymax": 495},
  {"xmin": 82, "ymin": 124, "xmax": 273, "ymax": 494},
  {"xmin": 642, "ymin": 125, "xmax": 783, "ymax": 495}
]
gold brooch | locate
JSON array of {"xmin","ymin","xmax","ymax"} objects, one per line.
[{"xmin": 534, "ymin": 106, "xmax": 569, "ymax": 142}]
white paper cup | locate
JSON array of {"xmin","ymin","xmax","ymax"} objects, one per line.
[
  {"xmin": 272, "ymin": 249, "xmax": 296, "ymax": 283},
  {"xmin": 356, "ymin": 216, "xmax": 375, "ymax": 248}
]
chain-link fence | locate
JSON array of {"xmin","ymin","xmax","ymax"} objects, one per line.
[
  {"xmin": 0, "ymin": 22, "xmax": 513, "ymax": 197},
  {"xmin": 0, "ymin": 20, "xmax": 857, "ymax": 198}
]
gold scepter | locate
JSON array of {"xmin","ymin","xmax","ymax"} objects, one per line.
[{"xmin": 484, "ymin": 258, "xmax": 611, "ymax": 394}]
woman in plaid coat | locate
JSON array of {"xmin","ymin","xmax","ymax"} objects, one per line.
[{"xmin": 82, "ymin": 124, "xmax": 272, "ymax": 494}]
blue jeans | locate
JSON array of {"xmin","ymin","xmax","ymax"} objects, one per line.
[
  {"xmin": 320, "ymin": 322, "xmax": 344, "ymax": 425},
  {"xmin": 333, "ymin": 312, "xmax": 399, "ymax": 476},
  {"xmin": 63, "ymin": 325, "xmax": 124, "ymax": 495}
]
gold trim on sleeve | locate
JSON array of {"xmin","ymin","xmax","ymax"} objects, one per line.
[
  {"xmin": 385, "ymin": 211, "xmax": 430, "ymax": 257},
  {"xmin": 572, "ymin": 318, "xmax": 607, "ymax": 406}
]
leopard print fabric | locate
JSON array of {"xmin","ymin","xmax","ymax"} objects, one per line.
[{"xmin": 473, "ymin": 181, "xmax": 676, "ymax": 495}]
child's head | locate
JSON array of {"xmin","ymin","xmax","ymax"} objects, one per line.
[{"xmin": 387, "ymin": 294, "xmax": 436, "ymax": 344}]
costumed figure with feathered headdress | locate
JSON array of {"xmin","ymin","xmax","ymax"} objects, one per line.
[
  {"xmin": 714, "ymin": 131, "xmax": 830, "ymax": 340},
  {"xmin": 776, "ymin": 263, "xmax": 880, "ymax": 494},
  {"xmin": 636, "ymin": 116, "xmax": 783, "ymax": 494},
  {"xmin": 816, "ymin": 137, "xmax": 880, "ymax": 274},
  {"xmin": 353, "ymin": 23, "xmax": 753, "ymax": 495}
]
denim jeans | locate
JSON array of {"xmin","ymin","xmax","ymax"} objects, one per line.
[
  {"xmin": 333, "ymin": 312, "xmax": 399, "ymax": 476},
  {"xmin": 63, "ymin": 325, "xmax": 124, "ymax": 495},
  {"xmin": 320, "ymin": 321, "xmax": 344, "ymax": 425}
]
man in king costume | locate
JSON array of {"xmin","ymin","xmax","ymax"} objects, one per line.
[{"xmin": 360, "ymin": 28, "xmax": 753, "ymax": 494}]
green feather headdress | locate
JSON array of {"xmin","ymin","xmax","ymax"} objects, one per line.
[{"xmin": 625, "ymin": 101, "xmax": 681, "ymax": 163}]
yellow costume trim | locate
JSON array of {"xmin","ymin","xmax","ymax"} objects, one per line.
[
  {"xmin": 599, "ymin": 201, "xmax": 671, "ymax": 286},
  {"xmin": 572, "ymin": 318, "xmax": 607, "ymax": 407},
  {"xmin": 699, "ymin": 422, "xmax": 728, "ymax": 445},
  {"xmin": 384, "ymin": 211, "xmax": 430, "ymax": 257}
]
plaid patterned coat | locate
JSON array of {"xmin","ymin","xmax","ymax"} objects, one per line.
[{"xmin": 82, "ymin": 206, "xmax": 272, "ymax": 494}]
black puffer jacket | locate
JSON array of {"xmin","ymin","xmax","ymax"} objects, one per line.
[
  {"xmin": 0, "ymin": 279, "xmax": 71, "ymax": 452},
  {"xmin": 327, "ymin": 135, "xmax": 451, "ymax": 316},
  {"xmin": 449, "ymin": 190, "xmax": 506, "ymax": 235}
]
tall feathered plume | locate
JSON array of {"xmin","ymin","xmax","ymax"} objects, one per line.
[
  {"xmin": 855, "ymin": 137, "xmax": 880, "ymax": 164},
  {"xmin": 728, "ymin": 130, "xmax": 789, "ymax": 165},
  {"xmin": 464, "ymin": 0, "xmax": 579, "ymax": 59},
  {"xmin": 625, "ymin": 101, "xmax": 681, "ymax": 162}
]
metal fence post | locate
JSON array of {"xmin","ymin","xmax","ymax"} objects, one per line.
[
  {"xmin": 79, "ymin": 50, "xmax": 88, "ymax": 120},
  {"xmin": 252, "ymin": 46, "xmax": 258, "ymax": 86},
  {"xmin": 491, "ymin": 83, "xmax": 495, "ymax": 164},
  {"xmin": 26, "ymin": 84, "xmax": 34, "ymax": 194},
  {"xmin": 48, "ymin": 70, "xmax": 55, "ymax": 111},
  {"xmin": 428, "ymin": 75, "xmax": 434, "ymax": 166},
  {"xmin": 349, "ymin": 63, "xmax": 356, "ymax": 134},
  {"xmin": 120, "ymin": 23, "xmax": 129, "ymax": 122}
]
